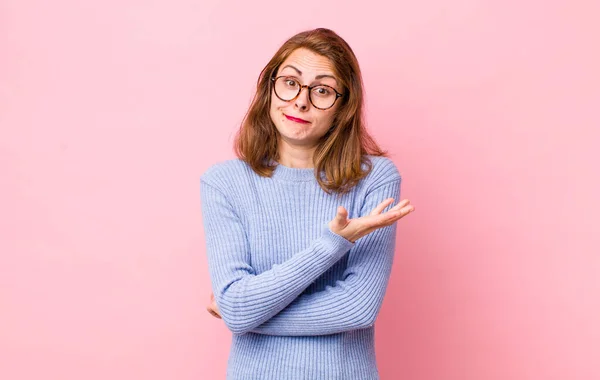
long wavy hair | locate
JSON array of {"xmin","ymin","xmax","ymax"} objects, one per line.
[{"xmin": 233, "ymin": 27, "xmax": 388, "ymax": 195}]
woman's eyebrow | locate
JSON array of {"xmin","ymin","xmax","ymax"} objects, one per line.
[
  {"xmin": 280, "ymin": 65, "xmax": 338, "ymax": 83},
  {"xmin": 281, "ymin": 64, "xmax": 302, "ymax": 75},
  {"xmin": 315, "ymin": 74, "xmax": 337, "ymax": 81}
]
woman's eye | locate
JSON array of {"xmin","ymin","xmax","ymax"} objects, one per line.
[{"xmin": 285, "ymin": 79, "xmax": 297, "ymax": 86}]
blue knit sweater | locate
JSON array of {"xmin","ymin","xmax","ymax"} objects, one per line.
[{"xmin": 200, "ymin": 155, "xmax": 402, "ymax": 380}]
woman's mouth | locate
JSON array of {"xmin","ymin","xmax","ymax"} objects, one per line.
[{"xmin": 284, "ymin": 114, "xmax": 310, "ymax": 124}]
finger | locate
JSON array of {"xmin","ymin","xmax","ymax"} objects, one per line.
[
  {"xmin": 396, "ymin": 203, "xmax": 415, "ymax": 215},
  {"xmin": 371, "ymin": 204, "xmax": 414, "ymax": 227},
  {"xmin": 334, "ymin": 206, "xmax": 348, "ymax": 225},
  {"xmin": 369, "ymin": 198, "xmax": 395, "ymax": 216},
  {"xmin": 390, "ymin": 199, "xmax": 410, "ymax": 211},
  {"xmin": 207, "ymin": 306, "xmax": 222, "ymax": 319},
  {"xmin": 365, "ymin": 200, "xmax": 409, "ymax": 224},
  {"xmin": 387, "ymin": 205, "xmax": 415, "ymax": 224}
]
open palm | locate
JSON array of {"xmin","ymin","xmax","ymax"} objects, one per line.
[{"xmin": 329, "ymin": 198, "xmax": 414, "ymax": 243}]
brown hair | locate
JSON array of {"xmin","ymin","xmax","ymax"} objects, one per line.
[{"xmin": 233, "ymin": 27, "xmax": 389, "ymax": 195}]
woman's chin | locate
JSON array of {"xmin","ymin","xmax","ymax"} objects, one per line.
[{"xmin": 277, "ymin": 129, "xmax": 315, "ymax": 146}]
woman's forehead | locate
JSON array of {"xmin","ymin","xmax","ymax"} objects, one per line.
[{"xmin": 279, "ymin": 49, "xmax": 337, "ymax": 80}]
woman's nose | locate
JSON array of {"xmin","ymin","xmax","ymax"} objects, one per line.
[{"xmin": 294, "ymin": 86, "xmax": 310, "ymax": 110}]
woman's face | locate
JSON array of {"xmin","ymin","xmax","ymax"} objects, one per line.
[{"xmin": 269, "ymin": 48, "xmax": 342, "ymax": 149}]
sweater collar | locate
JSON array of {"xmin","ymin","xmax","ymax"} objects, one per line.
[{"xmin": 269, "ymin": 159, "xmax": 321, "ymax": 182}]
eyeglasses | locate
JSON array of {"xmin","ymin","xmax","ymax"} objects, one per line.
[{"xmin": 270, "ymin": 76, "xmax": 344, "ymax": 110}]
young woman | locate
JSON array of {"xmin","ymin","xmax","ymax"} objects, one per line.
[{"xmin": 200, "ymin": 27, "xmax": 415, "ymax": 379}]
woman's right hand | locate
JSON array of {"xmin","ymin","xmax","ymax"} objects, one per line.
[
  {"xmin": 207, "ymin": 292, "xmax": 222, "ymax": 319},
  {"xmin": 328, "ymin": 198, "xmax": 414, "ymax": 243}
]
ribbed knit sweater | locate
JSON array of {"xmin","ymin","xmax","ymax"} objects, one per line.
[{"xmin": 200, "ymin": 155, "xmax": 402, "ymax": 380}]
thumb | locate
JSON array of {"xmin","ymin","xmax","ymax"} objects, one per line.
[{"xmin": 334, "ymin": 206, "xmax": 348, "ymax": 225}]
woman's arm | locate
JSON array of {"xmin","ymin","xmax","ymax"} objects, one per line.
[
  {"xmin": 249, "ymin": 177, "xmax": 402, "ymax": 336},
  {"xmin": 200, "ymin": 179, "xmax": 355, "ymax": 335}
]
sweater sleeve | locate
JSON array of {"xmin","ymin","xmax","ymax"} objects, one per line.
[
  {"xmin": 249, "ymin": 177, "xmax": 401, "ymax": 336},
  {"xmin": 200, "ymin": 179, "xmax": 355, "ymax": 335}
]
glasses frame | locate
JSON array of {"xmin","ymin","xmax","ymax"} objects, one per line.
[{"xmin": 270, "ymin": 76, "xmax": 344, "ymax": 110}]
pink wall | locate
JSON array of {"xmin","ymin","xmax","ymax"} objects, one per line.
[{"xmin": 1, "ymin": 1, "xmax": 598, "ymax": 379}]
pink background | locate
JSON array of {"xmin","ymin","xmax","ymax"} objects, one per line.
[{"xmin": 1, "ymin": 0, "xmax": 599, "ymax": 379}]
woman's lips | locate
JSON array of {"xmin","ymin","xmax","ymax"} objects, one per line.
[{"xmin": 284, "ymin": 114, "xmax": 310, "ymax": 124}]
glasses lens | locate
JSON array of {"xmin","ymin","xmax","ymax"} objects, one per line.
[
  {"xmin": 310, "ymin": 86, "xmax": 336, "ymax": 109},
  {"xmin": 274, "ymin": 77, "xmax": 300, "ymax": 101}
]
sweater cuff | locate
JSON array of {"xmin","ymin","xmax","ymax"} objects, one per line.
[{"xmin": 317, "ymin": 224, "xmax": 355, "ymax": 260}]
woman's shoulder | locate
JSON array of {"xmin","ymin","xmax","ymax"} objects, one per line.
[
  {"xmin": 361, "ymin": 155, "xmax": 402, "ymax": 188},
  {"xmin": 200, "ymin": 158, "xmax": 251, "ymax": 190}
]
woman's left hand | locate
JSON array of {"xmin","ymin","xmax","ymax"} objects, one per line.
[{"xmin": 207, "ymin": 292, "xmax": 222, "ymax": 319}]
